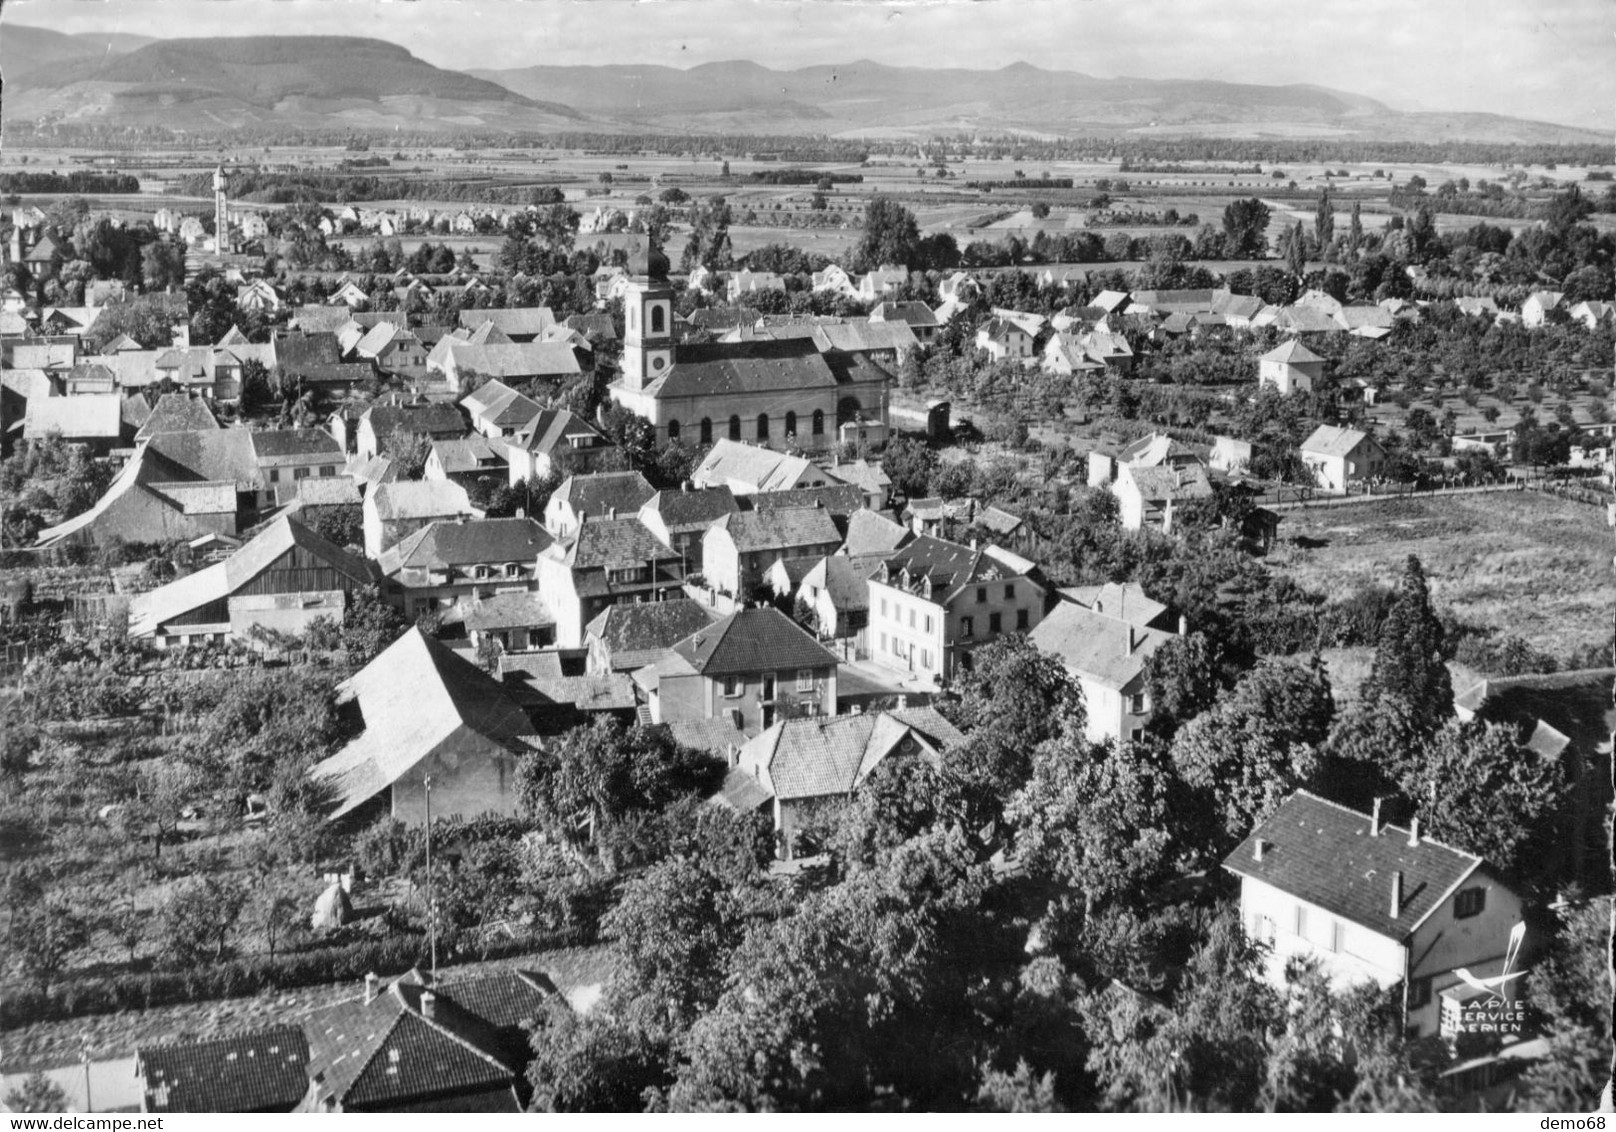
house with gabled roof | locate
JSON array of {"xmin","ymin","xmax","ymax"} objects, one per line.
[
  {"xmin": 1259, "ymin": 339, "xmax": 1325, "ymax": 395},
  {"xmin": 857, "ymin": 265, "xmax": 909, "ymax": 300},
  {"xmin": 137, "ymin": 1025, "xmax": 310, "ymax": 1113},
  {"xmin": 635, "ymin": 606, "xmax": 840, "ymax": 734},
  {"xmin": 329, "ymin": 280, "xmax": 370, "ymax": 309},
  {"xmin": 22, "ymin": 392, "xmax": 126, "ymax": 453},
  {"xmin": 356, "ymin": 401, "xmax": 467, "ymax": 462},
  {"xmin": 1224, "ymin": 790, "xmax": 1528, "ymax": 1041},
  {"xmin": 795, "ymin": 552, "xmax": 881, "ymax": 644},
  {"xmin": 250, "ymin": 428, "xmax": 347, "ymax": 502},
  {"xmin": 726, "ymin": 269, "xmax": 787, "ymax": 303},
  {"xmin": 378, "ymin": 517, "xmax": 552, "ymax": 619},
  {"xmin": 312, "ymin": 628, "xmax": 536, "ymax": 825},
  {"xmin": 461, "ymin": 380, "xmax": 541, "ymax": 439},
  {"xmin": 504, "ymin": 408, "xmax": 615, "ymax": 487},
  {"xmin": 353, "ymin": 322, "xmax": 428, "ymax": 380},
  {"xmin": 427, "ymin": 339, "xmax": 581, "ymax": 396},
  {"xmin": 636, "ymin": 485, "xmax": 739, "ymax": 564},
  {"xmin": 719, "ymin": 707, "xmax": 963, "ymax": 857},
  {"xmin": 362, "ymin": 479, "xmax": 481, "ymax": 559},
  {"xmin": 811, "ymin": 264, "xmax": 859, "ymax": 299},
  {"xmin": 868, "ymin": 301, "xmax": 941, "ymax": 345},
  {"xmin": 867, "ymin": 534, "xmax": 1047, "ymax": 686},
  {"xmin": 34, "ymin": 442, "xmax": 243, "ymax": 549},
  {"xmin": 584, "ymin": 598, "xmax": 720, "ymax": 675},
  {"xmin": 425, "ymin": 435, "xmax": 508, "ymax": 489},
  {"xmin": 533, "ymin": 515, "xmax": 685, "ymax": 647},
  {"xmin": 1030, "ymin": 597, "xmax": 1177, "ymax": 742},
  {"xmin": 129, "ymin": 515, "xmax": 377, "ymax": 646},
  {"xmin": 975, "ymin": 317, "xmax": 1036, "ymax": 362},
  {"xmin": 691, "ymin": 438, "xmax": 840, "ymax": 497},
  {"xmin": 457, "ymin": 307, "xmax": 557, "ymax": 343},
  {"xmin": 702, "ymin": 506, "xmax": 843, "ymax": 599},
  {"xmin": 1301, "ymin": 424, "xmax": 1386, "ymax": 494},
  {"xmin": 1112, "ymin": 462, "xmax": 1214, "ymax": 533},
  {"xmin": 544, "ymin": 470, "xmax": 656, "ymax": 539},
  {"xmin": 299, "ymin": 967, "xmax": 559, "ymax": 1111},
  {"xmin": 1521, "ymin": 290, "xmax": 1566, "ymax": 329}
]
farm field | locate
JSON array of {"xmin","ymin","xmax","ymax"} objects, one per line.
[{"xmin": 1266, "ymin": 492, "xmax": 1613, "ymax": 660}]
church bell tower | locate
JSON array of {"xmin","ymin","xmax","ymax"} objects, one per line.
[{"xmin": 622, "ymin": 276, "xmax": 674, "ymax": 391}]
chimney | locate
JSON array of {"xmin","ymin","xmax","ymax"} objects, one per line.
[
  {"xmin": 364, "ymin": 972, "xmax": 380, "ymax": 1003},
  {"xmin": 1370, "ymin": 797, "xmax": 1382, "ymax": 837},
  {"xmin": 420, "ymin": 991, "xmax": 436, "ymax": 1020},
  {"xmin": 1390, "ymin": 871, "xmax": 1404, "ymax": 918},
  {"xmin": 608, "ymin": 506, "xmax": 617, "ymax": 521},
  {"xmin": 1178, "ymin": 614, "xmax": 1188, "ymax": 636},
  {"xmin": 1408, "ymin": 817, "xmax": 1420, "ymax": 848},
  {"xmin": 1253, "ymin": 838, "xmax": 1266, "ymax": 862},
  {"xmin": 1128, "ymin": 625, "xmax": 1142, "ymax": 653}
]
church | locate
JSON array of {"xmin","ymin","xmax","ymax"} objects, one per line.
[{"xmin": 607, "ymin": 276, "xmax": 892, "ymax": 454}]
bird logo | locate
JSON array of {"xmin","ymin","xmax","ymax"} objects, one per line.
[{"xmin": 1452, "ymin": 921, "xmax": 1527, "ymax": 1004}]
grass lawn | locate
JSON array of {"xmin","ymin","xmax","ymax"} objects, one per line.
[{"xmin": 1267, "ymin": 492, "xmax": 1612, "ymax": 660}]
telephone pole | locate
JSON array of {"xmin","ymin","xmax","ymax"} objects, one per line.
[{"xmin": 424, "ymin": 775, "xmax": 436, "ymax": 979}]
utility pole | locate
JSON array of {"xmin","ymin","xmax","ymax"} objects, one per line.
[
  {"xmin": 80, "ymin": 1035, "xmax": 92, "ymax": 1113},
  {"xmin": 424, "ymin": 775, "xmax": 435, "ymax": 980}
]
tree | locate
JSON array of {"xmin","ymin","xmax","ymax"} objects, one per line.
[
  {"xmin": 1314, "ymin": 190, "xmax": 1335, "ymax": 253},
  {"xmin": 4, "ymin": 1072, "xmax": 69, "ymax": 1113},
  {"xmin": 342, "ymin": 585, "xmax": 409, "ymax": 665},
  {"xmin": 976, "ymin": 1062, "xmax": 1065, "ymax": 1112},
  {"xmin": 1140, "ymin": 632, "xmax": 1224, "ymax": 738},
  {"xmin": 1347, "ymin": 201, "xmax": 1364, "ymax": 254},
  {"xmin": 528, "ymin": 1010, "xmax": 671, "ymax": 1112},
  {"xmin": 1221, "ymin": 198, "xmax": 1272, "ymax": 259},
  {"xmin": 855, "ymin": 199, "xmax": 921, "ymax": 272},
  {"xmin": 1286, "ymin": 221, "xmax": 1308, "ymax": 278},
  {"xmin": 1402, "ymin": 718, "xmax": 1564, "ymax": 883},
  {"xmin": 162, "ymin": 875, "xmax": 248, "ymax": 964},
  {"xmin": 381, "ymin": 424, "xmax": 431, "ymax": 479},
  {"xmin": 878, "ymin": 435, "xmax": 937, "ymax": 499},
  {"xmin": 239, "ymin": 358, "xmax": 274, "ymax": 417},
  {"xmin": 1360, "ymin": 556, "xmax": 1451, "ymax": 732},
  {"xmin": 7, "ymin": 895, "xmax": 87, "ymax": 992}
]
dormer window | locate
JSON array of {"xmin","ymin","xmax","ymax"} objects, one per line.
[
  {"xmin": 505, "ymin": 563, "xmax": 522, "ymax": 578},
  {"xmin": 474, "ymin": 565, "xmax": 490, "ymax": 580}
]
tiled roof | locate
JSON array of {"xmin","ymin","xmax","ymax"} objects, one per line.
[
  {"xmin": 664, "ymin": 717, "xmax": 749, "ymax": 756},
  {"xmin": 1118, "ymin": 432, "xmax": 1201, "ymax": 467},
  {"xmin": 461, "ymin": 381, "xmax": 541, "ymax": 430},
  {"xmin": 671, "ymin": 607, "xmax": 838, "ymax": 677},
  {"xmin": 458, "ymin": 308, "xmax": 557, "ymax": 339},
  {"xmin": 713, "ymin": 506, "xmax": 841, "ymax": 553},
  {"xmin": 744, "ymin": 483, "xmax": 865, "ymax": 519},
  {"xmin": 800, "ymin": 554, "xmax": 876, "ymax": 612},
  {"xmin": 250, "ymin": 427, "xmax": 344, "ymax": 460},
  {"xmin": 870, "ymin": 301, "xmax": 941, "ymax": 329},
  {"xmin": 1059, "ymin": 581, "xmax": 1169, "ymax": 629},
  {"xmin": 380, "ymin": 517, "xmax": 551, "ymax": 574},
  {"xmin": 640, "ymin": 486, "xmax": 739, "ymax": 533},
  {"xmin": 841, "ymin": 509, "xmax": 911, "ymax": 557},
  {"xmin": 369, "ymin": 479, "xmax": 476, "ymax": 522},
  {"xmin": 135, "ymin": 393, "xmax": 220, "ymax": 440},
  {"xmin": 1302, "ymin": 424, "xmax": 1377, "ymax": 459},
  {"xmin": 562, "ymin": 312, "xmax": 616, "ymax": 341},
  {"xmin": 274, "ymin": 331, "xmax": 343, "ymax": 371},
  {"xmin": 584, "ymin": 599, "xmax": 719, "ymax": 668},
  {"xmin": 693, "ymin": 439, "xmax": 818, "ymax": 493},
  {"xmin": 1262, "ymin": 339, "xmax": 1324, "ymax": 364},
  {"xmin": 555, "ymin": 516, "xmax": 676, "ymax": 575},
  {"xmin": 812, "ymin": 321, "xmax": 918, "ymax": 354},
  {"xmin": 738, "ymin": 707, "xmax": 962, "ymax": 801},
  {"xmin": 555, "ymin": 471, "xmax": 656, "ymax": 520},
  {"xmin": 643, "ymin": 338, "xmax": 837, "ymax": 399},
  {"xmin": 365, "ymin": 402, "xmax": 467, "ymax": 439},
  {"xmin": 1453, "ymin": 669, "xmax": 1616, "ymax": 758},
  {"xmin": 462, "ymin": 591, "xmax": 555, "ymax": 631},
  {"xmin": 508, "ymin": 408, "xmax": 605, "ymax": 457},
  {"xmin": 430, "ymin": 435, "xmax": 507, "ymax": 476},
  {"xmin": 295, "ymin": 476, "xmax": 363, "ymax": 507},
  {"xmin": 310, "ymin": 631, "xmax": 533, "ymax": 820},
  {"xmin": 877, "ymin": 534, "xmax": 1027, "ymax": 601},
  {"xmin": 138, "ymin": 1025, "xmax": 310, "ymax": 1113},
  {"xmin": 1223, "ymin": 791, "xmax": 1484, "ymax": 940},
  {"xmin": 1124, "ymin": 463, "xmax": 1214, "ymax": 503},
  {"xmin": 23, "ymin": 392, "xmax": 123, "ymax": 439},
  {"xmin": 146, "ymin": 428, "xmax": 263, "ymax": 486},
  {"xmin": 439, "ymin": 340, "xmax": 580, "ymax": 379},
  {"xmin": 1029, "ymin": 601, "xmax": 1174, "ymax": 690}
]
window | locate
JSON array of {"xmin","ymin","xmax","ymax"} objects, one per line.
[
  {"xmin": 1329, "ymin": 921, "xmax": 1345, "ymax": 954},
  {"xmin": 729, "ymin": 415, "xmax": 742, "ymax": 441},
  {"xmin": 961, "ymin": 616, "xmax": 974, "ymax": 638},
  {"xmin": 976, "ymin": 586, "xmax": 987, "ymax": 604},
  {"xmin": 294, "ymin": 467, "xmax": 310, "ymax": 481},
  {"xmin": 650, "ymin": 304, "xmax": 665, "ymax": 334},
  {"xmin": 269, "ymin": 469, "xmax": 281, "ymax": 483},
  {"xmin": 811, "ymin": 409, "xmax": 825, "ymax": 436},
  {"xmin": 1016, "ymin": 609, "xmax": 1029, "ymax": 631},
  {"xmin": 756, "ymin": 413, "xmax": 770, "ymax": 440},
  {"xmin": 989, "ymin": 612, "xmax": 1002, "ymax": 633},
  {"xmin": 1454, "ymin": 887, "xmax": 1486, "ymax": 919},
  {"xmin": 1250, "ymin": 913, "xmax": 1276, "ymax": 944},
  {"xmin": 1294, "ymin": 905, "xmax": 1308, "ymax": 937},
  {"xmin": 920, "ymin": 649, "xmax": 932, "ymax": 669},
  {"xmin": 1004, "ymin": 583, "xmax": 1014, "ymax": 600},
  {"xmin": 923, "ymin": 614, "xmax": 933, "ymax": 633},
  {"xmin": 1407, "ymin": 976, "xmax": 1432, "ymax": 1009},
  {"xmin": 474, "ymin": 565, "xmax": 490, "ymax": 580},
  {"xmin": 785, "ymin": 411, "xmax": 797, "ymax": 437},
  {"xmin": 795, "ymin": 668, "xmax": 814, "ymax": 692},
  {"xmin": 722, "ymin": 676, "xmax": 741, "ymax": 698},
  {"xmin": 320, "ymin": 465, "xmax": 335, "ymax": 477},
  {"xmin": 505, "ymin": 563, "xmax": 522, "ymax": 578},
  {"xmin": 1129, "ymin": 691, "xmax": 1149, "ymax": 714},
  {"xmin": 700, "ymin": 418, "xmax": 713, "ymax": 445},
  {"xmin": 880, "ymin": 633, "xmax": 887, "ymax": 652},
  {"xmin": 667, "ymin": 419, "xmax": 681, "ymax": 441},
  {"xmin": 908, "ymin": 609, "xmax": 915, "ymax": 628},
  {"xmin": 880, "ymin": 598, "xmax": 888, "ymax": 617}
]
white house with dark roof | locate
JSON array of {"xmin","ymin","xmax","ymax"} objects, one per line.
[
  {"xmin": 634, "ymin": 606, "xmax": 840, "ymax": 734},
  {"xmin": 456, "ymin": 307, "xmax": 556, "ymax": 343},
  {"xmin": 866, "ymin": 534, "xmax": 1046, "ymax": 686},
  {"xmin": 504, "ymin": 408, "xmax": 615, "ymax": 487},
  {"xmin": 424, "ymin": 435, "xmax": 508, "ymax": 489},
  {"xmin": 362, "ymin": 479, "xmax": 482, "ymax": 559},
  {"xmin": 720, "ymin": 707, "xmax": 964, "ymax": 857},
  {"xmin": 1111, "ymin": 462, "xmax": 1215, "ymax": 533},
  {"xmin": 1259, "ymin": 340, "xmax": 1325, "ymax": 395},
  {"xmin": 461, "ymin": 380, "xmax": 542, "ymax": 439},
  {"xmin": 1029, "ymin": 598, "xmax": 1177, "ymax": 742},
  {"xmin": 1225, "ymin": 791, "xmax": 1527, "ymax": 1040},
  {"xmin": 691, "ymin": 438, "xmax": 840, "ymax": 497},
  {"xmin": 1520, "ymin": 290, "xmax": 1565, "ymax": 329},
  {"xmin": 533, "ymin": 515, "xmax": 685, "ymax": 647},
  {"xmin": 584, "ymin": 598, "xmax": 720, "ymax": 675},
  {"xmin": 1301, "ymin": 425, "xmax": 1387, "ymax": 494},
  {"xmin": 378, "ymin": 517, "xmax": 552, "ymax": 619},
  {"xmin": 636, "ymin": 485, "xmax": 739, "ymax": 565},
  {"xmin": 352, "ymin": 322, "xmax": 428, "ymax": 381},
  {"xmin": 543, "ymin": 470, "xmax": 657, "ymax": 539}
]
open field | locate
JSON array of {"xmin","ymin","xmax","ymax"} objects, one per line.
[{"xmin": 1266, "ymin": 492, "xmax": 1613, "ymax": 660}]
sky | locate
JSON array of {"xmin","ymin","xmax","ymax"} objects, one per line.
[{"xmin": 4, "ymin": 0, "xmax": 1613, "ymax": 130}]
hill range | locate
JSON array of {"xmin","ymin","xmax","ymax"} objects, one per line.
[{"xmin": 0, "ymin": 25, "xmax": 1603, "ymax": 145}]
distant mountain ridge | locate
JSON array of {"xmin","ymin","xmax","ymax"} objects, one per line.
[{"xmin": 0, "ymin": 25, "xmax": 1602, "ymax": 145}]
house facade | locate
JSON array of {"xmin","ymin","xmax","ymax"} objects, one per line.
[{"xmin": 1302, "ymin": 425, "xmax": 1388, "ymax": 494}]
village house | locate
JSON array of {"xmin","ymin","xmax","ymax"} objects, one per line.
[
  {"xmin": 634, "ymin": 607, "xmax": 840, "ymax": 734},
  {"xmin": 250, "ymin": 429, "xmax": 346, "ymax": 503},
  {"xmin": 533, "ymin": 515, "xmax": 685, "ymax": 647},
  {"xmin": 857, "ymin": 265, "xmax": 909, "ymax": 300},
  {"xmin": 457, "ymin": 307, "xmax": 557, "ymax": 343},
  {"xmin": 1111, "ymin": 462, "xmax": 1215, "ymax": 533},
  {"xmin": 583, "ymin": 598, "xmax": 720, "ymax": 675},
  {"xmin": 1029, "ymin": 596, "xmax": 1177, "ymax": 743},
  {"xmin": 461, "ymin": 590, "xmax": 557, "ymax": 654},
  {"xmin": 362, "ymin": 479, "xmax": 481, "ymax": 559},
  {"xmin": 869, "ymin": 301, "xmax": 942, "ymax": 345},
  {"xmin": 811, "ymin": 264, "xmax": 859, "ymax": 299},
  {"xmin": 702, "ymin": 506, "xmax": 843, "ymax": 599},
  {"xmin": 313, "ymin": 629, "xmax": 536, "ymax": 826},
  {"xmin": 34, "ymin": 441, "xmax": 243, "ymax": 549},
  {"xmin": 424, "ymin": 435, "xmax": 508, "ymax": 490},
  {"xmin": 503, "ymin": 408, "xmax": 616, "ymax": 487},
  {"xmin": 975, "ymin": 317, "xmax": 1037, "ymax": 362},
  {"xmin": 21, "ymin": 393, "xmax": 127, "ymax": 454},
  {"xmin": 1259, "ymin": 339, "xmax": 1326, "ymax": 395},
  {"xmin": 636, "ymin": 485, "xmax": 740, "ymax": 567},
  {"xmin": 1520, "ymin": 290, "xmax": 1565, "ymax": 328},
  {"xmin": 1225, "ymin": 791, "xmax": 1528, "ymax": 1042},
  {"xmin": 378, "ymin": 516, "xmax": 552, "ymax": 619},
  {"xmin": 1301, "ymin": 425, "xmax": 1387, "ymax": 494},
  {"xmin": 427, "ymin": 339, "xmax": 582, "ymax": 396},
  {"xmin": 128, "ymin": 515, "xmax": 376, "ymax": 647},
  {"xmin": 352, "ymin": 322, "xmax": 429, "ymax": 381},
  {"xmin": 354, "ymin": 401, "xmax": 467, "ymax": 462},
  {"xmin": 692, "ymin": 438, "xmax": 842, "ymax": 496},
  {"xmin": 137, "ymin": 1026, "xmax": 311, "ymax": 1114},
  {"xmin": 726, "ymin": 270, "xmax": 787, "ymax": 303},
  {"xmin": 719, "ymin": 707, "xmax": 964, "ymax": 858},
  {"xmin": 462, "ymin": 380, "xmax": 542, "ymax": 439},
  {"xmin": 867, "ymin": 534, "xmax": 1046, "ymax": 686},
  {"xmin": 543, "ymin": 470, "xmax": 657, "ymax": 539},
  {"xmin": 795, "ymin": 553, "xmax": 879, "ymax": 645}
]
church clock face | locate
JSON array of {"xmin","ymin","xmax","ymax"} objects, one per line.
[{"xmin": 651, "ymin": 355, "xmax": 667, "ymax": 372}]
